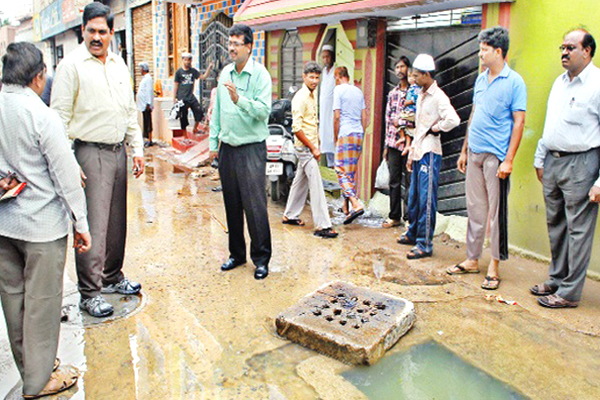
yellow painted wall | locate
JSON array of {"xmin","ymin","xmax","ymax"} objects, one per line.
[{"xmin": 486, "ymin": 1, "xmax": 600, "ymax": 275}]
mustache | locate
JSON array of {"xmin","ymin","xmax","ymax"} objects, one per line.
[
  {"xmin": 90, "ymin": 41, "xmax": 102, "ymax": 47},
  {"xmin": 562, "ymin": 54, "xmax": 570, "ymax": 61}
]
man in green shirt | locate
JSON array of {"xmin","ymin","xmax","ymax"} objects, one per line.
[{"xmin": 209, "ymin": 24, "xmax": 272, "ymax": 280}]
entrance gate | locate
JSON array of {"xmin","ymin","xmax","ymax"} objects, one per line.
[
  {"xmin": 385, "ymin": 25, "xmax": 481, "ymax": 216},
  {"xmin": 199, "ymin": 13, "xmax": 233, "ymax": 108}
]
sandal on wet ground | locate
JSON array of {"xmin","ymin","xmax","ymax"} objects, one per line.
[
  {"xmin": 343, "ymin": 208, "xmax": 364, "ymax": 225},
  {"xmin": 397, "ymin": 234, "xmax": 416, "ymax": 245},
  {"xmin": 530, "ymin": 283, "xmax": 556, "ymax": 296},
  {"xmin": 407, "ymin": 248, "xmax": 432, "ymax": 260},
  {"xmin": 481, "ymin": 276, "xmax": 501, "ymax": 290},
  {"xmin": 23, "ymin": 366, "xmax": 79, "ymax": 399},
  {"xmin": 382, "ymin": 219, "xmax": 402, "ymax": 228},
  {"xmin": 314, "ymin": 228, "xmax": 339, "ymax": 238},
  {"xmin": 282, "ymin": 217, "xmax": 305, "ymax": 226},
  {"xmin": 446, "ymin": 264, "xmax": 480, "ymax": 275},
  {"xmin": 537, "ymin": 294, "xmax": 578, "ymax": 308}
]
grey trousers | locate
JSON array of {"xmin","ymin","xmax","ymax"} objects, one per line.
[
  {"xmin": 466, "ymin": 151, "xmax": 503, "ymax": 260},
  {"xmin": 543, "ymin": 148, "xmax": 600, "ymax": 302},
  {"xmin": 74, "ymin": 143, "xmax": 127, "ymax": 298},
  {"xmin": 284, "ymin": 149, "xmax": 332, "ymax": 230},
  {"xmin": 0, "ymin": 235, "xmax": 67, "ymax": 396}
]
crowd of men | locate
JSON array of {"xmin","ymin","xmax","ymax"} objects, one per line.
[{"xmin": 0, "ymin": 0, "xmax": 599, "ymax": 397}]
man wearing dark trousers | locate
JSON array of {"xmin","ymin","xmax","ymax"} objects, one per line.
[
  {"xmin": 52, "ymin": 2, "xmax": 144, "ymax": 317},
  {"xmin": 209, "ymin": 24, "xmax": 272, "ymax": 279},
  {"xmin": 532, "ymin": 29, "xmax": 600, "ymax": 308}
]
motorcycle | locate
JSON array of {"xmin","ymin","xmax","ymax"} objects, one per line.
[{"xmin": 266, "ymin": 93, "xmax": 297, "ymax": 202}]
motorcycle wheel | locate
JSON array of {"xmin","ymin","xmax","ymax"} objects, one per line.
[{"xmin": 271, "ymin": 180, "xmax": 280, "ymax": 202}]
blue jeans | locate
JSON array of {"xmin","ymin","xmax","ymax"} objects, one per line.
[{"xmin": 406, "ymin": 152, "xmax": 442, "ymax": 253}]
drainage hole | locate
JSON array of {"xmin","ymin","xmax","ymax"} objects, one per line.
[
  {"xmin": 312, "ymin": 310, "xmax": 322, "ymax": 316},
  {"xmin": 325, "ymin": 316, "xmax": 334, "ymax": 322},
  {"xmin": 357, "ymin": 309, "xmax": 364, "ymax": 313},
  {"xmin": 339, "ymin": 320, "xmax": 347, "ymax": 326},
  {"xmin": 353, "ymin": 325, "xmax": 361, "ymax": 329},
  {"xmin": 333, "ymin": 309, "xmax": 342, "ymax": 316},
  {"xmin": 363, "ymin": 300, "xmax": 371, "ymax": 306}
]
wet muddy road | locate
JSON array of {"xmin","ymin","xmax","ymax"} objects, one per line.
[{"xmin": 1, "ymin": 151, "xmax": 600, "ymax": 400}]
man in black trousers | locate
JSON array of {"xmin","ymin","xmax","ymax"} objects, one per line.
[{"xmin": 209, "ymin": 24, "xmax": 272, "ymax": 279}]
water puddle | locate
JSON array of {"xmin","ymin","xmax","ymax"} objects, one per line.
[{"xmin": 342, "ymin": 341, "xmax": 527, "ymax": 400}]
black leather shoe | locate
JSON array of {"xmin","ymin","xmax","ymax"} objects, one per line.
[
  {"xmin": 254, "ymin": 265, "xmax": 269, "ymax": 280},
  {"xmin": 221, "ymin": 258, "xmax": 246, "ymax": 271}
]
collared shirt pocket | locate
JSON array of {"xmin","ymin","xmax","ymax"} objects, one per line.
[{"xmin": 563, "ymin": 101, "xmax": 588, "ymax": 125}]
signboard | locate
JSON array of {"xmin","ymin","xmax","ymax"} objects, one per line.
[{"xmin": 40, "ymin": 0, "xmax": 92, "ymax": 40}]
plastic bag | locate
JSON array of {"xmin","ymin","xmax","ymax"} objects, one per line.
[{"xmin": 375, "ymin": 159, "xmax": 390, "ymax": 190}]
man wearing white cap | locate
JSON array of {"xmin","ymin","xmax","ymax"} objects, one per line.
[
  {"xmin": 398, "ymin": 54, "xmax": 460, "ymax": 259},
  {"xmin": 319, "ymin": 44, "xmax": 336, "ymax": 167},
  {"xmin": 174, "ymin": 53, "xmax": 213, "ymax": 133}
]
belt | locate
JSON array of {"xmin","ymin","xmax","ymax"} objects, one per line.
[
  {"xmin": 549, "ymin": 146, "xmax": 600, "ymax": 158},
  {"xmin": 74, "ymin": 139, "xmax": 124, "ymax": 152}
]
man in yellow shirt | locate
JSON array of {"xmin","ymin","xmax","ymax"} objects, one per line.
[
  {"xmin": 282, "ymin": 62, "xmax": 338, "ymax": 238},
  {"xmin": 52, "ymin": 2, "xmax": 144, "ymax": 317}
]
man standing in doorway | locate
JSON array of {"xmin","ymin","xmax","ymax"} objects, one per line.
[
  {"xmin": 532, "ymin": 29, "xmax": 600, "ymax": 308},
  {"xmin": 283, "ymin": 61, "xmax": 338, "ymax": 238},
  {"xmin": 52, "ymin": 2, "xmax": 145, "ymax": 317},
  {"xmin": 333, "ymin": 66, "xmax": 368, "ymax": 224},
  {"xmin": 137, "ymin": 62, "xmax": 154, "ymax": 147},
  {"xmin": 209, "ymin": 24, "xmax": 272, "ymax": 280},
  {"xmin": 174, "ymin": 53, "xmax": 212, "ymax": 133},
  {"xmin": 447, "ymin": 26, "xmax": 527, "ymax": 291},
  {"xmin": 398, "ymin": 54, "xmax": 460, "ymax": 259},
  {"xmin": 319, "ymin": 44, "xmax": 336, "ymax": 167},
  {"xmin": 383, "ymin": 56, "xmax": 413, "ymax": 229}
]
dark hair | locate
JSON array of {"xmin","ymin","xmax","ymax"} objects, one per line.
[
  {"xmin": 582, "ymin": 32, "xmax": 596, "ymax": 58},
  {"xmin": 334, "ymin": 66, "xmax": 349, "ymax": 79},
  {"xmin": 478, "ymin": 26, "xmax": 510, "ymax": 58},
  {"xmin": 1, "ymin": 42, "xmax": 45, "ymax": 87},
  {"xmin": 396, "ymin": 55, "xmax": 411, "ymax": 68},
  {"xmin": 83, "ymin": 2, "xmax": 114, "ymax": 30},
  {"xmin": 304, "ymin": 61, "xmax": 322, "ymax": 75},
  {"xmin": 229, "ymin": 24, "xmax": 254, "ymax": 46}
]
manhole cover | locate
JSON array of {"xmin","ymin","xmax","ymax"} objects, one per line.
[
  {"xmin": 61, "ymin": 292, "xmax": 145, "ymax": 328},
  {"xmin": 276, "ymin": 281, "xmax": 415, "ymax": 365}
]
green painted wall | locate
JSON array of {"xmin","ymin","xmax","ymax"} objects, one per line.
[{"xmin": 496, "ymin": 0, "xmax": 600, "ymax": 274}]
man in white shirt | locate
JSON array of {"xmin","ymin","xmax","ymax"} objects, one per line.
[
  {"xmin": 0, "ymin": 42, "xmax": 90, "ymax": 399},
  {"xmin": 137, "ymin": 62, "xmax": 154, "ymax": 147},
  {"xmin": 319, "ymin": 45, "xmax": 336, "ymax": 167},
  {"xmin": 52, "ymin": 2, "xmax": 144, "ymax": 317},
  {"xmin": 531, "ymin": 29, "xmax": 600, "ymax": 308},
  {"xmin": 398, "ymin": 54, "xmax": 460, "ymax": 260}
]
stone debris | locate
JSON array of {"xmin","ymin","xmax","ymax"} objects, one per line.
[{"xmin": 276, "ymin": 281, "xmax": 416, "ymax": 365}]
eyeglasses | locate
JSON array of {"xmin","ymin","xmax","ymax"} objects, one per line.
[
  {"xmin": 227, "ymin": 41, "xmax": 246, "ymax": 48},
  {"xmin": 559, "ymin": 44, "xmax": 577, "ymax": 53}
]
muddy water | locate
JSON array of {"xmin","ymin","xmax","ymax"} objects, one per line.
[{"xmin": 1, "ymin": 150, "xmax": 600, "ymax": 400}]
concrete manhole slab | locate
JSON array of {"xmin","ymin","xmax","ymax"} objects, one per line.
[
  {"xmin": 61, "ymin": 292, "xmax": 145, "ymax": 328},
  {"xmin": 276, "ymin": 281, "xmax": 416, "ymax": 365}
]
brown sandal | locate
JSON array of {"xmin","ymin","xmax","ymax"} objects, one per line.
[
  {"xmin": 537, "ymin": 294, "xmax": 578, "ymax": 308},
  {"xmin": 481, "ymin": 276, "xmax": 501, "ymax": 290},
  {"xmin": 530, "ymin": 283, "xmax": 556, "ymax": 296},
  {"xmin": 23, "ymin": 366, "xmax": 79, "ymax": 399}
]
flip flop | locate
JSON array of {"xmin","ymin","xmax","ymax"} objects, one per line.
[
  {"xmin": 314, "ymin": 228, "xmax": 339, "ymax": 238},
  {"xmin": 446, "ymin": 264, "xmax": 480, "ymax": 275},
  {"xmin": 282, "ymin": 218, "xmax": 305, "ymax": 226},
  {"xmin": 407, "ymin": 248, "xmax": 432, "ymax": 259},
  {"xmin": 382, "ymin": 219, "xmax": 402, "ymax": 228},
  {"xmin": 481, "ymin": 276, "xmax": 501, "ymax": 290},
  {"xmin": 397, "ymin": 234, "xmax": 416, "ymax": 245},
  {"xmin": 343, "ymin": 209, "xmax": 364, "ymax": 225}
]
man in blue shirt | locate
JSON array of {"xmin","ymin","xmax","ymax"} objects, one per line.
[{"xmin": 446, "ymin": 26, "xmax": 526, "ymax": 290}]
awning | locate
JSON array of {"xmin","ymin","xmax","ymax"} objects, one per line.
[{"xmin": 235, "ymin": 0, "xmax": 513, "ymax": 31}]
